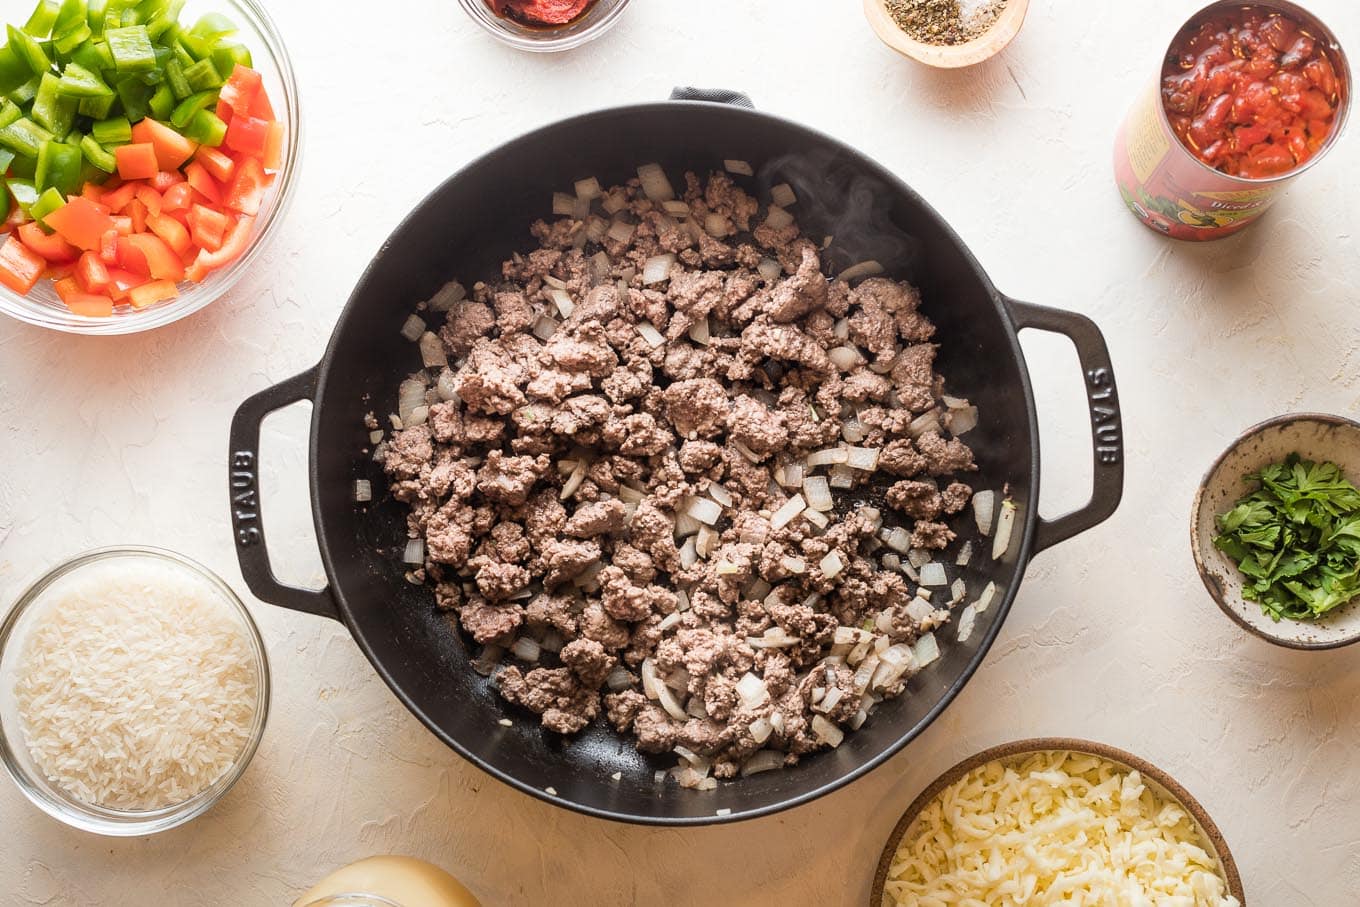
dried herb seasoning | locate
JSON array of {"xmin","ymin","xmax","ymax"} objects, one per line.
[{"xmin": 884, "ymin": 0, "xmax": 1007, "ymax": 46}]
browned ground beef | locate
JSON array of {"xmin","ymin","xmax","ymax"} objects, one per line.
[{"xmin": 379, "ymin": 168, "xmax": 981, "ymax": 785}]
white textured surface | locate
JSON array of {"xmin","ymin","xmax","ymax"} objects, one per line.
[{"xmin": 2, "ymin": 0, "xmax": 1359, "ymax": 903}]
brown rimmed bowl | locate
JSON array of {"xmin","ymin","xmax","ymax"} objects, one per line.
[
  {"xmin": 870, "ymin": 738, "xmax": 1245, "ymax": 906},
  {"xmin": 863, "ymin": 0, "xmax": 1030, "ymax": 69},
  {"xmin": 1192, "ymin": 413, "xmax": 1360, "ymax": 650}
]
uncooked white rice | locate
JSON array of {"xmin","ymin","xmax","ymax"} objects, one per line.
[{"xmin": 14, "ymin": 558, "xmax": 259, "ymax": 811}]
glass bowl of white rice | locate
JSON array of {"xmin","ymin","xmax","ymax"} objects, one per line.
[{"xmin": 0, "ymin": 547, "xmax": 270, "ymax": 836}]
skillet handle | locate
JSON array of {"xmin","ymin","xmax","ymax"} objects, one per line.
[
  {"xmin": 228, "ymin": 365, "xmax": 341, "ymax": 621},
  {"xmin": 1004, "ymin": 299, "xmax": 1125, "ymax": 554},
  {"xmin": 669, "ymin": 87, "xmax": 755, "ymax": 108}
]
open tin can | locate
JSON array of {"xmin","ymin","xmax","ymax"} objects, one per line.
[{"xmin": 1114, "ymin": 0, "xmax": 1351, "ymax": 241}]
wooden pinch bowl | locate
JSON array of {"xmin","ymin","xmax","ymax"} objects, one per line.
[
  {"xmin": 863, "ymin": 0, "xmax": 1030, "ymax": 68},
  {"xmin": 870, "ymin": 738, "xmax": 1245, "ymax": 906}
]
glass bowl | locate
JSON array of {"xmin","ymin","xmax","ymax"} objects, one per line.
[
  {"xmin": 0, "ymin": 547, "xmax": 271, "ymax": 836},
  {"xmin": 457, "ymin": 0, "xmax": 630, "ymax": 52},
  {"xmin": 0, "ymin": 0, "xmax": 302, "ymax": 335}
]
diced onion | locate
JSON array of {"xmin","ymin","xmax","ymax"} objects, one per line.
[
  {"xmin": 696, "ymin": 525, "xmax": 719, "ymax": 558},
  {"xmin": 511, "ymin": 636, "xmax": 541, "ymax": 662},
  {"xmin": 369, "ymin": 429, "xmax": 384, "ymax": 445},
  {"xmin": 560, "ymin": 459, "xmax": 588, "ymax": 501},
  {"xmin": 838, "ymin": 260, "xmax": 885, "ymax": 282},
  {"xmin": 637, "ymin": 320, "xmax": 665, "ymax": 347},
  {"xmin": 819, "ymin": 687, "xmax": 844, "ymax": 713},
  {"xmin": 950, "ymin": 578, "xmax": 967, "ymax": 605},
  {"xmin": 532, "ymin": 315, "xmax": 559, "ymax": 341},
  {"xmin": 833, "ymin": 317, "xmax": 850, "ymax": 341},
  {"xmin": 662, "ymin": 199, "xmax": 691, "ymax": 216},
  {"xmin": 427, "ymin": 280, "xmax": 466, "ymax": 312},
  {"xmin": 688, "ymin": 316, "xmax": 710, "ymax": 346},
  {"xmin": 419, "ymin": 332, "xmax": 448, "ymax": 369},
  {"xmin": 707, "ymin": 482, "xmax": 734, "ymax": 507},
  {"xmin": 885, "ymin": 527, "xmax": 912, "ymax": 553},
  {"xmin": 947, "ymin": 405, "xmax": 979, "ymax": 435},
  {"xmin": 746, "ymin": 630, "xmax": 802, "ymax": 649},
  {"xmin": 736, "ymin": 672, "xmax": 768, "ymax": 706},
  {"xmin": 607, "ymin": 219, "xmax": 635, "ymax": 243},
  {"xmin": 353, "ymin": 480, "xmax": 372, "ymax": 503},
  {"xmin": 575, "ymin": 176, "xmax": 602, "ymax": 200},
  {"xmin": 829, "ymin": 465, "xmax": 855, "ymax": 490},
  {"xmin": 912, "ymin": 632, "xmax": 940, "ymax": 668},
  {"xmin": 974, "ymin": 581, "xmax": 998, "ymax": 615},
  {"xmin": 543, "ymin": 275, "xmax": 568, "ymax": 290},
  {"xmin": 658, "ymin": 612, "xmax": 682, "ymax": 632},
  {"xmin": 820, "ymin": 550, "xmax": 845, "ymax": 579},
  {"xmin": 806, "ymin": 448, "xmax": 848, "ymax": 468},
  {"xmin": 956, "ymin": 540, "xmax": 974, "ymax": 567},
  {"xmin": 742, "ymin": 749, "xmax": 783, "ymax": 776},
  {"xmin": 674, "ymin": 511, "xmax": 702, "ymax": 539},
  {"xmin": 770, "ymin": 182, "xmax": 797, "ymax": 207},
  {"xmin": 811, "ymin": 715, "xmax": 844, "ymax": 747},
  {"xmin": 828, "ymin": 346, "xmax": 863, "ymax": 372},
  {"xmin": 993, "ymin": 499, "xmax": 1017, "ymax": 560},
  {"xmin": 803, "ymin": 508, "xmax": 829, "ymax": 529},
  {"xmin": 764, "ymin": 206, "xmax": 794, "ymax": 230},
  {"xmin": 679, "ymin": 537, "xmax": 698, "ymax": 570},
  {"xmin": 908, "ymin": 409, "xmax": 942, "ymax": 438},
  {"xmin": 552, "ymin": 192, "xmax": 578, "ymax": 216},
  {"xmin": 780, "ymin": 556, "xmax": 807, "ymax": 575},
  {"xmin": 403, "ymin": 538, "xmax": 425, "ymax": 564},
  {"xmin": 703, "ymin": 213, "xmax": 729, "ymax": 238},
  {"xmin": 733, "ymin": 440, "xmax": 764, "ymax": 463},
  {"xmin": 846, "ymin": 446, "xmax": 880, "ymax": 471},
  {"xmin": 637, "ymin": 163, "xmax": 675, "ymax": 201},
  {"xmin": 399, "ymin": 313, "xmax": 426, "ymax": 342},
  {"xmin": 919, "ymin": 562, "xmax": 948, "ymax": 587},
  {"xmin": 956, "ymin": 604, "xmax": 978, "ymax": 643},
  {"xmin": 642, "ymin": 253, "xmax": 675, "ymax": 285},
  {"xmin": 684, "ymin": 496, "xmax": 723, "ymax": 526},
  {"xmin": 406, "ymin": 405, "xmax": 429, "ymax": 427},
  {"xmin": 973, "ymin": 490, "xmax": 997, "ymax": 536},
  {"xmin": 779, "ymin": 462, "xmax": 804, "ymax": 489},
  {"xmin": 803, "ymin": 476, "xmax": 834, "ymax": 512},
  {"xmin": 398, "ymin": 378, "xmax": 427, "ymax": 425},
  {"xmin": 549, "ymin": 287, "xmax": 575, "ymax": 318},
  {"xmin": 724, "ymin": 159, "xmax": 754, "ymax": 176},
  {"xmin": 770, "ymin": 494, "xmax": 807, "ymax": 530},
  {"xmin": 642, "ymin": 659, "xmax": 688, "ymax": 721},
  {"xmin": 757, "ymin": 258, "xmax": 782, "ymax": 282},
  {"xmin": 436, "ymin": 370, "xmax": 460, "ymax": 402},
  {"xmin": 906, "ymin": 596, "xmax": 935, "ymax": 623}
]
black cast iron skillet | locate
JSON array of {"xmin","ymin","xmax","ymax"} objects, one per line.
[{"xmin": 227, "ymin": 90, "xmax": 1124, "ymax": 826}]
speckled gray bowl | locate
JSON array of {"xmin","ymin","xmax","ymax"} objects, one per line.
[{"xmin": 1192, "ymin": 413, "xmax": 1360, "ymax": 649}]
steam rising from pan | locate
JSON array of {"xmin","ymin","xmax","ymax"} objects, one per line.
[{"xmin": 754, "ymin": 149, "xmax": 923, "ymax": 280}]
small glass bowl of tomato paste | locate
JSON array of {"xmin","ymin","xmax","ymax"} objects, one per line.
[
  {"xmin": 0, "ymin": 0, "xmax": 301, "ymax": 335},
  {"xmin": 459, "ymin": 0, "xmax": 630, "ymax": 53},
  {"xmin": 1162, "ymin": 1, "xmax": 1350, "ymax": 181}
]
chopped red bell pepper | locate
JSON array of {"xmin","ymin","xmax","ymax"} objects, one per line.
[
  {"xmin": 18, "ymin": 222, "xmax": 80, "ymax": 263},
  {"xmin": 0, "ymin": 237, "xmax": 47, "ymax": 294},
  {"xmin": 128, "ymin": 279, "xmax": 178, "ymax": 309},
  {"xmin": 44, "ymin": 197, "xmax": 117, "ymax": 253}
]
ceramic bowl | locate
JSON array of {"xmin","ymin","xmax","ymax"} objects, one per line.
[
  {"xmin": 1192, "ymin": 413, "xmax": 1360, "ymax": 649},
  {"xmin": 862, "ymin": 0, "xmax": 1029, "ymax": 69},
  {"xmin": 870, "ymin": 738, "xmax": 1244, "ymax": 906}
]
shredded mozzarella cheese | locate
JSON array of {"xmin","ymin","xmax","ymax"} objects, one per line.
[{"xmin": 884, "ymin": 751, "xmax": 1240, "ymax": 907}]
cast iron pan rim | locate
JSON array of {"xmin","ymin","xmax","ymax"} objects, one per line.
[{"xmin": 308, "ymin": 98, "xmax": 1045, "ymax": 825}]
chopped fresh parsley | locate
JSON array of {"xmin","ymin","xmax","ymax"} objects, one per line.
[{"xmin": 1214, "ymin": 454, "xmax": 1360, "ymax": 622}]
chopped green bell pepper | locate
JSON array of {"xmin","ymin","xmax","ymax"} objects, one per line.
[
  {"xmin": 7, "ymin": 178, "xmax": 39, "ymax": 212},
  {"xmin": 183, "ymin": 108, "xmax": 223, "ymax": 146},
  {"xmin": 147, "ymin": 80, "xmax": 172, "ymax": 118},
  {"xmin": 57, "ymin": 62, "xmax": 114, "ymax": 99},
  {"xmin": 182, "ymin": 57, "xmax": 219, "ymax": 92},
  {"xmin": 90, "ymin": 114, "xmax": 129, "ymax": 145},
  {"xmin": 105, "ymin": 24, "xmax": 154, "ymax": 72},
  {"xmin": 0, "ymin": 46, "xmax": 32, "ymax": 96},
  {"xmin": 0, "ymin": 101, "xmax": 20, "ymax": 131},
  {"xmin": 78, "ymin": 132, "xmax": 115, "ymax": 171},
  {"xmin": 35, "ymin": 138, "xmax": 82, "ymax": 194},
  {"xmin": 163, "ymin": 56, "xmax": 190, "ymax": 98},
  {"xmin": 169, "ymin": 88, "xmax": 213, "ymax": 127},
  {"xmin": 32, "ymin": 73, "xmax": 78, "ymax": 137},
  {"xmin": 23, "ymin": 1, "xmax": 61, "ymax": 38},
  {"xmin": 8, "ymin": 75, "xmax": 42, "ymax": 107},
  {"xmin": 210, "ymin": 42, "xmax": 250, "ymax": 75},
  {"xmin": 29, "ymin": 185, "xmax": 66, "ymax": 224},
  {"xmin": 0, "ymin": 115, "xmax": 54, "ymax": 158},
  {"xmin": 7, "ymin": 24, "xmax": 53, "ymax": 74}
]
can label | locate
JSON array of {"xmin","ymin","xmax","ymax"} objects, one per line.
[{"xmin": 1114, "ymin": 83, "xmax": 1278, "ymax": 241}]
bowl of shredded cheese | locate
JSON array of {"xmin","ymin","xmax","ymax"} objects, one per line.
[
  {"xmin": 0, "ymin": 547, "xmax": 269, "ymax": 836},
  {"xmin": 872, "ymin": 739, "xmax": 1245, "ymax": 906}
]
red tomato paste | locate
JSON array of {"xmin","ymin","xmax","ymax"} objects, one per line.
[
  {"xmin": 1162, "ymin": 7, "xmax": 1343, "ymax": 180},
  {"xmin": 488, "ymin": 0, "xmax": 594, "ymax": 27}
]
